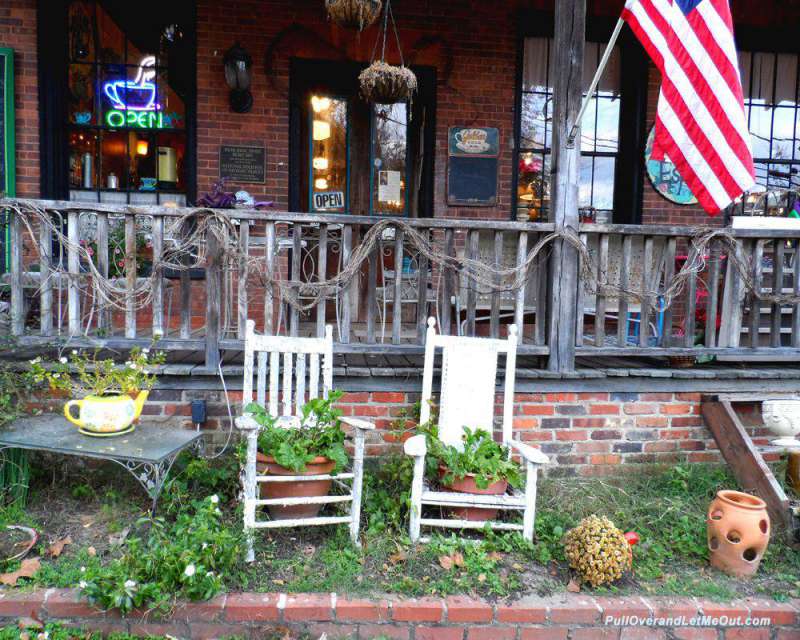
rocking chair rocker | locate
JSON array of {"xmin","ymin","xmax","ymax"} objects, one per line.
[
  {"xmin": 236, "ymin": 320, "xmax": 374, "ymax": 561},
  {"xmin": 404, "ymin": 318, "xmax": 549, "ymax": 542}
]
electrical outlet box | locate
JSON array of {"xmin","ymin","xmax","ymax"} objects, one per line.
[{"xmin": 191, "ymin": 399, "xmax": 207, "ymax": 425}]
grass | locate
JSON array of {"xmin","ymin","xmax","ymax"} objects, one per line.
[{"xmin": 2, "ymin": 452, "xmax": 798, "ymax": 604}]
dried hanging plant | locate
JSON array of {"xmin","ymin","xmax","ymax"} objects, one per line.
[
  {"xmin": 325, "ymin": 0, "xmax": 382, "ymax": 30},
  {"xmin": 359, "ymin": 0, "xmax": 416, "ymax": 104}
]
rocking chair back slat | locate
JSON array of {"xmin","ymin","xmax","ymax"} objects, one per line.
[
  {"xmin": 309, "ymin": 353, "xmax": 320, "ymax": 400},
  {"xmin": 269, "ymin": 351, "xmax": 279, "ymax": 416},
  {"xmin": 283, "ymin": 353, "xmax": 293, "ymax": 415},
  {"xmin": 296, "ymin": 354, "xmax": 306, "ymax": 416}
]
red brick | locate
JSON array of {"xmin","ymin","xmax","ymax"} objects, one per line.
[
  {"xmin": 775, "ymin": 630, "xmax": 800, "ymax": 640},
  {"xmin": 340, "ymin": 392, "xmax": 369, "ymax": 402},
  {"xmin": 284, "ymin": 593, "xmax": 332, "ymax": 621},
  {"xmin": 467, "ymin": 626, "xmax": 517, "ymax": 639},
  {"xmin": 573, "ymin": 418, "xmax": 609, "ymax": 428},
  {"xmin": 359, "ymin": 624, "xmax": 409, "ymax": 639},
  {"xmin": 620, "ymin": 629, "xmax": 666, "ymax": 640},
  {"xmin": 549, "ymin": 598, "xmax": 601, "ymax": 623},
  {"xmin": 304, "ymin": 622, "xmax": 359, "ymax": 639},
  {"xmin": 745, "ymin": 598, "xmax": 798, "ymax": 625},
  {"xmin": 672, "ymin": 629, "xmax": 718, "ymax": 640},
  {"xmin": 521, "ymin": 404, "xmax": 556, "ymax": 415},
  {"xmin": 590, "ymin": 453, "xmax": 622, "ymax": 464},
  {"xmin": 590, "ymin": 404, "xmax": 621, "ymax": 415},
  {"xmin": 336, "ymin": 597, "xmax": 390, "ymax": 622},
  {"xmin": 392, "ymin": 598, "xmax": 444, "ymax": 623},
  {"xmin": 371, "ymin": 392, "xmax": 405, "ymax": 403},
  {"xmin": 0, "ymin": 591, "xmax": 45, "ymax": 618},
  {"xmin": 415, "ymin": 626, "xmax": 463, "ymax": 640},
  {"xmin": 661, "ymin": 403, "xmax": 694, "ymax": 415},
  {"xmin": 44, "ymin": 589, "xmax": 103, "ymax": 618},
  {"xmin": 188, "ymin": 623, "xmax": 251, "ymax": 639},
  {"xmin": 224, "ymin": 593, "xmax": 280, "ymax": 622},
  {"xmin": 129, "ymin": 623, "xmax": 190, "ymax": 637},
  {"xmin": 496, "ymin": 603, "xmax": 547, "ymax": 624},
  {"xmin": 519, "ymin": 629, "xmax": 569, "ymax": 640},
  {"xmin": 648, "ymin": 597, "xmax": 699, "ymax": 619},
  {"xmin": 571, "ymin": 628, "xmax": 620, "ymax": 639},
  {"xmin": 676, "ymin": 392, "xmax": 702, "ymax": 401},
  {"xmin": 515, "ymin": 418, "xmax": 541, "ymax": 429},
  {"xmin": 445, "ymin": 596, "xmax": 492, "ymax": 623},
  {"xmin": 623, "ymin": 403, "xmax": 657, "ymax": 415},
  {"xmin": 636, "ymin": 416, "xmax": 669, "ymax": 427},
  {"xmin": 576, "ymin": 441, "xmax": 611, "ymax": 453},
  {"xmin": 555, "ymin": 430, "xmax": 589, "ymax": 441},
  {"xmin": 171, "ymin": 594, "xmax": 227, "ymax": 622},
  {"xmin": 724, "ymin": 630, "xmax": 771, "ymax": 640},
  {"xmin": 640, "ymin": 393, "xmax": 674, "ymax": 401},
  {"xmin": 545, "ymin": 393, "xmax": 577, "ymax": 402},
  {"xmin": 577, "ymin": 392, "xmax": 610, "ymax": 401},
  {"xmin": 671, "ymin": 417, "xmax": 704, "ymax": 427},
  {"xmin": 597, "ymin": 596, "xmax": 652, "ymax": 620}
]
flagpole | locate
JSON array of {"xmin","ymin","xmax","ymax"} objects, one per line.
[{"xmin": 566, "ymin": 16, "xmax": 625, "ymax": 147}]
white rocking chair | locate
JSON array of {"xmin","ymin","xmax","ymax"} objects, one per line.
[
  {"xmin": 235, "ymin": 320, "xmax": 374, "ymax": 561},
  {"xmin": 404, "ymin": 317, "xmax": 549, "ymax": 543}
]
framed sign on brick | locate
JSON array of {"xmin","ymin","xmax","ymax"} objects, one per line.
[{"xmin": 447, "ymin": 127, "xmax": 499, "ymax": 207}]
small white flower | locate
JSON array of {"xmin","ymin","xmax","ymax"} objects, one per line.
[
  {"xmin": 79, "ymin": 580, "xmax": 87, "ymax": 589},
  {"xmin": 80, "ymin": 566, "xmax": 86, "ymax": 573},
  {"xmin": 215, "ymin": 508, "xmax": 221, "ymax": 515},
  {"xmin": 52, "ymin": 373, "xmax": 60, "ymax": 379},
  {"xmin": 184, "ymin": 564, "xmax": 196, "ymax": 578},
  {"xmin": 143, "ymin": 348, "xmax": 150, "ymax": 354},
  {"xmin": 124, "ymin": 579, "xmax": 137, "ymax": 589},
  {"xmin": 201, "ymin": 543, "xmax": 208, "ymax": 550},
  {"xmin": 59, "ymin": 357, "xmax": 67, "ymax": 364},
  {"xmin": 209, "ymin": 495, "xmax": 219, "ymax": 504},
  {"xmin": 71, "ymin": 350, "xmax": 78, "ymax": 355},
  {"xmin": 206, "ymin": 571, "xmax": 214, "ymax": 577}
]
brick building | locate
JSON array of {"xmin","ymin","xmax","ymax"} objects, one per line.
[{"xmin": 2, "ymin": 0, "xmax": 800, "ymax": 475}]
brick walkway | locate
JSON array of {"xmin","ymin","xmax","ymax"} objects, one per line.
[{"xmin": 0, "ymin": 589, "xmax": 797, "ymax": 639}]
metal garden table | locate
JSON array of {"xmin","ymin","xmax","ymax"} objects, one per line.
[{"xmin": 0, "ymin": 416, "xmax": 204, "ymax": 514}]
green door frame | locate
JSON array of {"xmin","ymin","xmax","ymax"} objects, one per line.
[{"xmin": 0, "ymin": 47, "xmax": 16, "ymax": 271}]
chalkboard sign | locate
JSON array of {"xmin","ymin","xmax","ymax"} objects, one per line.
[
  {"xmin": 0, "ymin": 48, "xmax": 15, "ymax": 274},
  {"xmin": 447, "ymin": 127, "xmax": 499, "ymax": 206},
  {"xmin": 219, "ymin": 145, "xmax": 266, "ymax": 184}
]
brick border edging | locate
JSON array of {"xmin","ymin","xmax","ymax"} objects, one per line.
[{"xmin": 0, "ymin": 589, "xmax": 797, "ymax": 639}]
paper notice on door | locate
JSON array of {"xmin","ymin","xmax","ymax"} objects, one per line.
[{"xmin": 378, "ymin": 170, "xmax": 402, "ymax": 203}]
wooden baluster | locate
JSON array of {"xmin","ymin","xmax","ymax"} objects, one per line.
[
  {"xmin": 341, "ymin": 224, "xmax": 353, "ymax": 343},
  {"xmin": 535, "ymin": 233, "xmax": 548, "ymax": 346},
  {"xmin": 256, "ymin": 351, "xmax": 267, "ymax": 406},
  {"xmin": 237, "ymin": 220, "xmax": 249, "ymax": 339},
  {"xmin": 180, "ymin": 269, "xmax": 191, "ymax": 338},
  {"xmin": 490, "ymin": 230, "xmax": 503, "ymax": 338},
  {"xmin": 441, "ymin": 229, "xmax": 455, "ymax": 335},
  {"xmin": 660, "ymin": 237, "xmax": 676, "ymax": 347},
  {"xmin": 617, "ymin": 234, "xmax": 633, "ymax": 347},
  {"xmin": 204, "ymin": 229, "xmax": 222, "ymax": 370},
  {"xmin": 151, "ymin": 215, "xmax": 164, "ymax": 338},
  {"xmin": 594, "ymin": 234, "xmax": 609, "ymax": 347},
  {"xmin": 575, "ymin": 233, "xmax": 587, "ymax": 346},
  {"xmin": 268, "ymin": 351, "xmax": 279, "ymax": 415},
  {"xmin": 793, "ymin": 240, "xmax": 800, "ymax": 348},
  {"xmin": 416, "ymin": 229, "xmax": 430, "ymax": 343},
  {"xmin": 366, "ymin": 237, "xmax": 377, "ymax": 343},
  {"xmin": 124, "ymin": 214, "xmax": 137, "ymax": 338},
  {"xmin": 639, "ymin": 236, "xmax": 653, "ymax": 348},
  {"xmin": 39, "ymin": 213, "xmax": 53, "ymax": 336},
  {"xmin": 684, "ymin": 244, "xmax": 698, "ymax": 348},
  {"xmin": 514, "ymin": 231, "xmax": 528, "ymax": 342},
  {"xmin": 309, "ymin": 352, "xmax": 320, "ymax": 400},
  {"xmin": 295, "ymin": 353, "xmax": 306, "ymax": 415},
  {"xmin": 9, "ymin": 210, "xmax": 23, "ymax": 336},
  {"xmin": 265, "ymin": 222, "xmax": 276, "ymax": 335},
  {"xmin": 282, "ymin": 352, "xmax": 293, "ymax": 415},
  {"xmin": 749, "ymin": 240, "xmax": 764, "ymax": 348},
  {"xmin": 67, "ymin": 211, "xmax": 81, "ymax": 336},
  {"xmin": 465, "ymin": 230, "xmax": 479, "ymax": 336},
  {"xmin": 316, "ymin": 223, "xmax": 328, "ymax": 338},
  {"xmin": 392, "ymin": 227, "xmax": 404, "ymax": 344},
  {"xmin": 705, "ymin": 238, "xmax": 721, "ymax": 348},
  {"xmin": 771, "ymin": 239, "xmax": 785, "ymax": 348},
  {"xmin": 290, "ymin": 223, "xmax": 301, "ymax": 337}
]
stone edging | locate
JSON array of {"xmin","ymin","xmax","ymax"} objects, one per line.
[{"xmin": 0, "ymin": 589, "xmax": 797, "ymax": 639}]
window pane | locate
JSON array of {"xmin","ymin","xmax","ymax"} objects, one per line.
[
  {"xmin": 592, "ymin": 157, "xmax": 616, "ymax": 210},
  {"xmin": 310, "ymin": 96, "xmax": 348, "ymax": 213},
  {"xmin": 157, "ymin": 68, "xmax": 186, "ymax": 129},
  {"xmin": 69, "ymin": 63, "xmax": 96, "ymax": 125},
  {"xmin": 522, "ymin": 38, "xmax": 550, "ymax": 92},
  {"xmin": 372, "ymin": 103, "xmax": 408, "ymax": 215},
  {"xmin": 595, "ymin": 97, "xmax": 620, "ymax": 153},
  {"xmin": 517, "ymin": 152, "xmax": 547, "ymax": 219},
  {"xmin": 764, "ymin": 163, "xmax": 797, "ymax": 189},
  {"xmin": 68, "ymin": 1, "xmax": 95, "ymax": 62},
  {"xmin": 69, "ymin": 130, "xmax": 98, "ymax": 189},
  {"xmin": 749, "ymin": 104, "xmax": 773, "ymax": 158},
  {"xmin": 749, "ymin": 52, "xmax": 775, "ymax": 105},
  {"xmin": 155, "ymin": 132, "xmax": 186, "ymax": 191},
  {"xmin": 775, "ymin": 54, "xmax": 798, "ymax": 106},
  {"xmin": 579, "ymin": 97, "xmax": 596, "ymax": 152},
  {"xmin": 771, "ymin": 107, "xmax": 796, "ymax": 160},
  {"xmin": 520, "ymin": 93, "xmax": 548, "ymax": 149},
  {"xmin": 96, "ymin": 5, "xmax": 125, "ymax": 64},
  {"xmin": 100, "ymin": 130, "xmax": 128, "ymax": 191},
  {"xmin": 578, "ymin": 156, "xmax": 593, "ymax": 208}
]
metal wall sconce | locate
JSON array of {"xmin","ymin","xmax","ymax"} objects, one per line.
[{"xmin": 223, "ymin": 42, "xmax": 253, "ymax": 113}]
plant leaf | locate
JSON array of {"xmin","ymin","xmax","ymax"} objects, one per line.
[
  {"xmin": 0, "ymin": 557, "xmax": 41, "ymax": 586},
  {"xmin": 567, "ymin": 578, "xmax": 582, "ymax": 592},
  {"xmin": 48, "ymin": 536, "xmax": 72, "ymax": 558}
]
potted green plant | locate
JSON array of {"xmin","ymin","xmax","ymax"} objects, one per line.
[
  {"xmin": 245, "ymin": 391, "xmax": 348, "ymax": 520},
  {"xmin": 30, "ymin": 347, "xmax": 165, "ymax": 437},
  {"xmin": 423, "ymin": 425, "xmax": 522, "ymax": 521}
]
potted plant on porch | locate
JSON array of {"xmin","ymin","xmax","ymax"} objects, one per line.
[
  {"xmin": 424, "ymin": 425, "xmax": 522, "ymax": 521},
  {"xmin": 245, "ymin": 391, "xmax": 348, "ymax": 520},
  {"xmin": 29, "ymin": 347, "xmax": 165, "ymax": 437}
]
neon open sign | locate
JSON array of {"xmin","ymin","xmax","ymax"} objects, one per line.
[{"xmin": 102, "ymin": 56, "xmax": 166, "ymax": 129}]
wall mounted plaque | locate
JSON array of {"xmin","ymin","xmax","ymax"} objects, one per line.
[{"xmin": 219, "ymin": 145, "xmax": 266, "ymax": 184}]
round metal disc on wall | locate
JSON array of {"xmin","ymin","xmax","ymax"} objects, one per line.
[{"xmin": 644, "ymin": 125, "xmax": 698, "ymax": 206}]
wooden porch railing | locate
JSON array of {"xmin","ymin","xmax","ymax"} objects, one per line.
[{"xmin": 3, "ymin": 199, "xmax": 800, "ymax": 371}]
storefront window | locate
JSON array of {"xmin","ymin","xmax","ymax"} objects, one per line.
[
  {"xmin": 309, "ymin": 95, "xmax": 349, "ymax": 213},
  {"xmin": 739, "ymin": 51, "xmax": 800, "ymax": 190},
  {"xmin": 66, "ymin": 0, "xmax": 188, "ymax": 204},
  {"xmin": 516, "ymin": 38, "xmax": 621, "ymax": 222},
  {"xmin": 371, "ymin": 103, "xmax": 408, "ymax": 216}
]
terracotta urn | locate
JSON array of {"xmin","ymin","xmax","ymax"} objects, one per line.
[
  {"xmin": 707, "ymin": 490, "xmax": 770, "ymax": 577},
  {"xmin": 256, "ymin": 452, "xmax": 335, "ymax": 520},
  {"xmin": 439, "ymin": 467, "xmax": 507, "ymax": 521}
]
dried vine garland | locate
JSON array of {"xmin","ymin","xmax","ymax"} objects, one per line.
[{"xmin": 5, "ymin": 200, "xmax": 800, "ymax": 323}]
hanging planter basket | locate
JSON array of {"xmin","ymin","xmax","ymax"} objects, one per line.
[
  {"xmin": 359, "ymin": 61, "xmax": 417, "ymax": 104},
  {"xmin": 325, "ymin": 0, "xmax": 382, "ymax": 31}
]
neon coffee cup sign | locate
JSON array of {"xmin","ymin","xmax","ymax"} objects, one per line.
[{"xmin": 103, "ymin": 56, "xmax": 166, "ymax": 129}]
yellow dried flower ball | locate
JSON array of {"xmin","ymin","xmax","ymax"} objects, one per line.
[{"xmin": 563, "ymin": 514, "xmax": 632, "ymax": 587}]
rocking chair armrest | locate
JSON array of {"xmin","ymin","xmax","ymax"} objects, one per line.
[
  {"xmin": 340, "ymin": 416, "xmax": 376, "ymax": 431},
  {"xmin": 235, "ymin": 414, "xmax": 260, "ymax": 432},
  {"xmin": 509, "ymin": 440, "xmax": 549, "ymax": 465},
  {"xmin": 404, "ymin": 434, "xmax": 427, "ymax": 458}
]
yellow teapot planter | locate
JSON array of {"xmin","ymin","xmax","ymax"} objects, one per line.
[{"xmin": 64, "ymin": 390, "xmax": 148, "ymax": 437}]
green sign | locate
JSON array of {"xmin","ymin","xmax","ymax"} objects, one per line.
[{"xmin": 105, "ymin": 109, "xmax": 166, "ymax": 129}]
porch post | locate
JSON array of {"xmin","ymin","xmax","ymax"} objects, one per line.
[{"xmin": 547, "ymin": 0, "xmax": 586, "ymax": 372}]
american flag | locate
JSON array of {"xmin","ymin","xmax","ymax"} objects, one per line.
[{"xmin": 622, "ymin": 0, "xmax": 755, "ymax": 215}]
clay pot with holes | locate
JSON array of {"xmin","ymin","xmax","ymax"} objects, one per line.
[
  {"xmin": 256, "ymin": 453, "xmax": 335, "ymax": 520},
  {"xmin": 707, "ymin": 490, "xmax": 770, "ymax": 577},
  {"xmin": 439, "ymin": 467, "xmax": 508, "ymax": 522}
]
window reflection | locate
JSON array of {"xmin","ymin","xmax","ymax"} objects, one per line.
[
  {"xmin": 310, "ymin": 96, "xmax": 348, "ymax": 212},
  {"xmin": 372, "ymin": 103, "xmax": 408, "ymax": 215}
]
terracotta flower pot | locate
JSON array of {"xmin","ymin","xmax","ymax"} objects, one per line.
[
  {"xmin": 256, "ymin": 452, "xmax": 335, "ymax": 520},
  {"xmin": 439, "ymin": 467, "xmax": 508, "ymax": 522},
  {"xmin": 707, "ymin": 490, "xmax": 770, "ymax": 577}
]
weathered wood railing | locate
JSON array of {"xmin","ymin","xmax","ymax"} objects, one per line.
[{"xmin": 3, "ymin": 199, "xmax": 800, "ymax": 371}]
